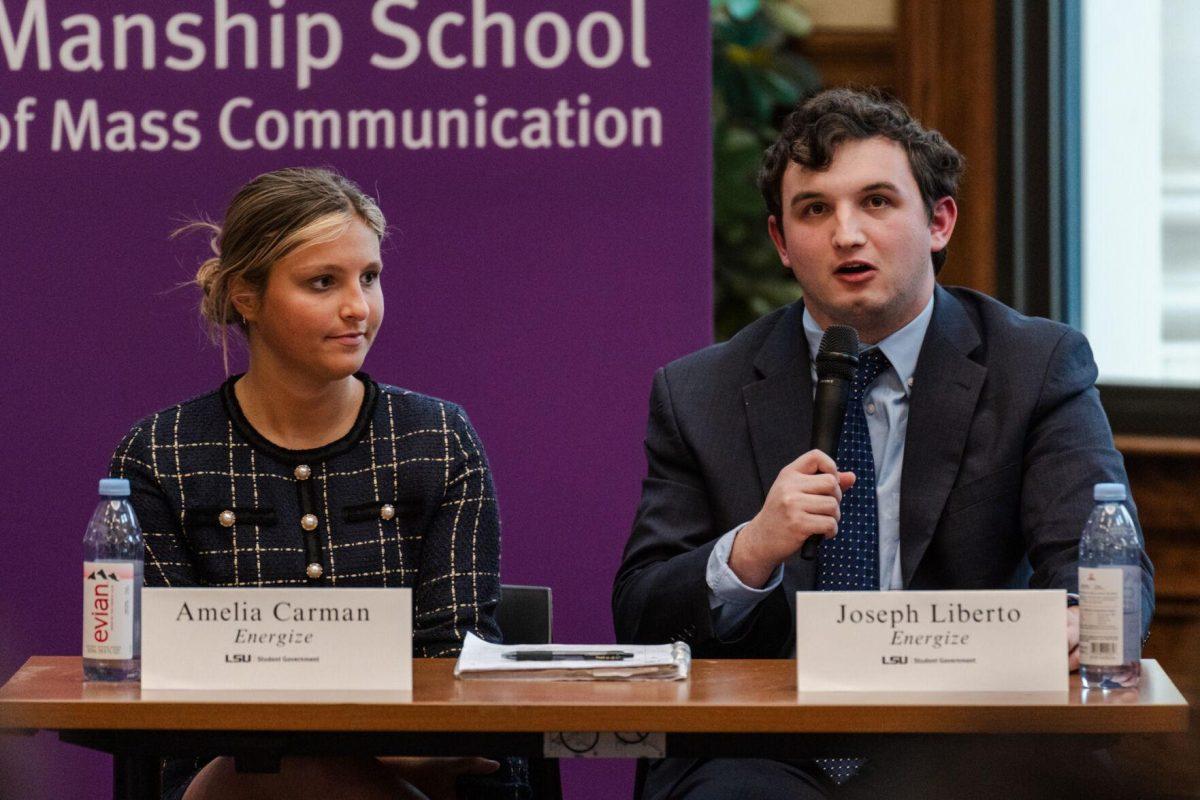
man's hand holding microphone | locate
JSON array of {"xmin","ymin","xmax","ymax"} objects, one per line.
[
  {"xmin": 728, "ymin": 450, "xmax": 856, "ymax": 588},
  {"xmin": 729, "ymin": 325, "xmax": 862, "ymax": 589}
]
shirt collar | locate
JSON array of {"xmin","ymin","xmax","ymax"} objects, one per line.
[{"xmin": 801, "ymin": 294, "xmax": 935, "ymax": 396}]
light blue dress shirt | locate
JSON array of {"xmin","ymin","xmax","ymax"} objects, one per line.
[{"xmin": 706, "ymin": 296, "xmax": 936, "ymax": 637}]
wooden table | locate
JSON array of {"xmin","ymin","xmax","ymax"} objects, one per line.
[{"xmin": 0, "ymin": 657, "xmax": 1189, "ymax": 799}]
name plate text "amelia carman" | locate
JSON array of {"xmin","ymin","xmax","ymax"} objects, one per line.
[
  {"xmin": 142, "ymin": 587, "xmax": 411, "ymax": 691},
  {"xmin": 795, "ymin": 590, "xmax": 1067, "ymax": 692}
]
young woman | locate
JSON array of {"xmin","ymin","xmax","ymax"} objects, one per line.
[{"xmin": 110, "ymin": 168, "xmax": 526, "ymax": 799}]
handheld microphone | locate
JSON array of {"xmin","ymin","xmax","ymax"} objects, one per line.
[{"xmin": 800, "ymin": 325, "xmax": 860, "ymax": 560}]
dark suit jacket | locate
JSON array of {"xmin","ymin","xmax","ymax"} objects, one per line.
[{"xmin": 613, "ymin": 286, "xmax": 1154, "ymax": 658}]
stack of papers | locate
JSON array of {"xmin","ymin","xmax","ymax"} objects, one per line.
[{"xmin": 454, "ymin": 633, "xmax": 691, "ymax": 681}]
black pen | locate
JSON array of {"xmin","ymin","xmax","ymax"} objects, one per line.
[{"xmin": 503, "ymin": 650, "xmax": 635, "ymax": 661}]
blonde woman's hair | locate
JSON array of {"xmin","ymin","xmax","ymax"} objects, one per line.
[{"xmin": 178, "ymin": 167, "xmax": 387, "ymax": 371}]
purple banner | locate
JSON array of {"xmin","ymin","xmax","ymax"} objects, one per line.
[{"xmin": 0, "ymin": 1, "xmax": 711, "ymax": 796}]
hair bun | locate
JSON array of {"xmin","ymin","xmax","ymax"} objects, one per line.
[{"xmin": 195, "ymin": 256, "xmax": 220, "ymax": 295}]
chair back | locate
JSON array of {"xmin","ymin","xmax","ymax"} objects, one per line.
[
  {"xmin": 497, "ymin": 585, "xmax": 553, "ymax": 645},
  {"xmin": 496, "ymin": 584, "xmax": 559, "ymax": 799}
]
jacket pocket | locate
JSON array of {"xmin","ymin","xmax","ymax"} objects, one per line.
[
  {"xmin": 183, "ymin": 506, "xmax": 278, "ymax": 528},
  {"xmin": 342, "ymin": 499, "xmax": 425, "ymax": 524},
  {"xmin": 944, "ymin": 463, "xmax": 1020, "ymax": 516}
]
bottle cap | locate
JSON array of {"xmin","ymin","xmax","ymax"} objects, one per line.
[
  {"xmin": 1093, "ymin": 482, "xmax": 1126, "ymax": 502},
  {"xmin": 98, "ymin": 478, "xmax": 131, "ymax": 497}
]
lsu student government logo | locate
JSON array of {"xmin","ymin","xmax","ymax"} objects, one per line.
[
  {"xmin": 225, "ymin": 654, "xmax": 251, "ymax": 663},
  {"xmin": 881, "ymin": 655, "xmax": 909, "ymax": 665}
]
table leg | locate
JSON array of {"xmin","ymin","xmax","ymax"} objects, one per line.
[{"xmin": 112, "ymin": 752, "xmax": 161, "ymax": 800}]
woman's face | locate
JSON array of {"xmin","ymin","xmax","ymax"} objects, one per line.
[{"xmin": 241, "ymin": 216, "xmax": 384, "ymax": 383}]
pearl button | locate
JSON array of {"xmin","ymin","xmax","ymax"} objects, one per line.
[
  {"xmin": 866, "ymin": 403, "xmax": 876, "ymax": 414},
  {"xmin": 300, "ymin": 513, "xmax": 318, "ymax": 531},
  {"xmin": 294, "ymin": 464, "xmax": 312, "ymax": 480},
  {"xmin": 218, "ymin": 510, "xmax": 236, "ymax": 527},
  {"xmin": 380, "ymin": 504, "xmax": 396, "ymax": 521},
  {"xmin": 907, "ymin": 377, "xmax": 914, "ymax": 388},
  {"xmin": 306, "ymin": 562, "xmax": 323, "ymax": 579}
]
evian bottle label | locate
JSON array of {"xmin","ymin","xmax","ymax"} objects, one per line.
[
  {"xmin": 83, "ymin": 561, "xmax": 135, "ymax": 660},
  {"xmin": 1078, "ymin": 566, "xmax": 1137, "ymax": 667}
]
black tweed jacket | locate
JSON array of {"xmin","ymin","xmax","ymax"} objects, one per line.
[
  {"xmin": 111, "ymin": 373, "xmax": 528, "ymax": 798},
  {"xmin": 110, "ymin": 373, "xmax": 501, "ymax": 657}
]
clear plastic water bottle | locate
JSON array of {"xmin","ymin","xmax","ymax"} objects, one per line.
[
  {"xmin": 1078, "ymin": 482, "xmax": 1141, "ymax": 689},
  {"xmin": 82, "ymin": 478, "xmax": 143, "ymax": 681}
]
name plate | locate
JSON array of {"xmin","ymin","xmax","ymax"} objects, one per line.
[
  {"xmin": 795, "ymin": 590, "xmax": 1067, "ymax": 692},
  {"xmin": 143, "ymin": 587, "xmax": 411, "ymax": 691}
]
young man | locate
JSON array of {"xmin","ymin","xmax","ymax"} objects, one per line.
[{"xmin": 612, "ymin": 88, "xmax": 1153, "ymax": 799}]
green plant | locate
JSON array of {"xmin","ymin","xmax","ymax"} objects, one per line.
[{"xmin": 712, "ymin": 0, "xmax": 820, "ymax": 340}]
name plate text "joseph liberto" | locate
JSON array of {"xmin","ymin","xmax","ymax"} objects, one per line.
[
  {"xmin": 795, "ymin": 590, "xmax": 1067, "ymax": 692},
  {"xmin": 143, "ymin": 587, "xmax": 411, "ymax": 691}
]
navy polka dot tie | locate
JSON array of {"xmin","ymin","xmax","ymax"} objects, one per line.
[
  {"xmin": 816, "ymin": 347, "xmax": 889, "ymax": 591},
  {"xmin": 815, "ymin": 347, "xmax": 890, "ymax": 785}
]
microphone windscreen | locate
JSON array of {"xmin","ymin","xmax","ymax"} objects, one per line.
[{"xmin": 815, "ymin": 325, "xmax": 860, "ymax": 380}]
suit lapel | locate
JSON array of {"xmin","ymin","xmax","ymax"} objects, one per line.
[
  {"xmin": 899, "ymin": 287, "xmax": 986, "ymax": 586},
  {"xmin": 741, "ymin": 302, "xmax": 817, "ymax": 604},
  {"xmin": 742, "ymin": 302, "xmax": 812, "ymax": 500}
]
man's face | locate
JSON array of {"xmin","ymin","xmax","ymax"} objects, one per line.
[{"xmin": 767, "ymin": 136, "xmax": 957, "ymax": 344}]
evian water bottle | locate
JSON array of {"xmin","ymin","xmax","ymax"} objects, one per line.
[
  {"xmin": 83, "ymin": 478, "xmax": 143, "ymax": 681},
  {"xmin": 1078, "ymin": 482, "xmax": 1141, "ymax": 689}
]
